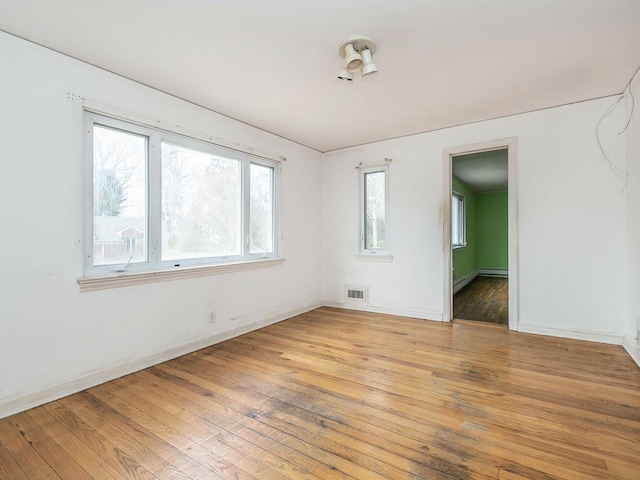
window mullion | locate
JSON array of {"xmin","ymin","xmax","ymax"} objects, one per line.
[
  {"xmin": 381, "ymin": 169, "xmax": 389, "ymax": 252},
  {"xmin": 148, "ymin": 133, "xmax": 162, "ymax": 267},
  {"xmin": 242, "ymin": 160, "xmax": 251, "ymax": 258},
  {"xmin": 359, "ymin": 168, "xmax": 366, "ymax": 252}
]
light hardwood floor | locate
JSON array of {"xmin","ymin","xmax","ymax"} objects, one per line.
[{"xmin": 1, "ymin": 307, "xmax": 639, "ymax": 479}]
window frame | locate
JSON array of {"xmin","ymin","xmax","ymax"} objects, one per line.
[
  {"xmin": 451, "ymin": 190, "xmax": 466, "ymax": 249},
  {"xmin": 83, "ymin": 111, "xmax": 280, "ymax": 279},
  {"xmin": 359, "ymin": 165, "xmax": 390, "ymax": 255}
]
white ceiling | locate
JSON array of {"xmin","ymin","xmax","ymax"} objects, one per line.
[
  {"xmin": 453, "ymin": 150, "xmax": 508, "ymax": 193},
  {"xmin": 1, "ymin": 0, "xmax": 639, "ymax": 152}
]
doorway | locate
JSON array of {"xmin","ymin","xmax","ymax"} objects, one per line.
[
  {"xmin": 442, "ymin": 139, "xmax": 518, "ymax": 330},
  {"xmin": 452, "ymin": 148, "xmax": 508, "ymax": 324}
]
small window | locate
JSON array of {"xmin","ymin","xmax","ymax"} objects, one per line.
[
  {"xmin": 360, "ymin": 166, "xmax": 389, "ymax": 254},
  {"xmin": 452, "ymin": 191, "xmax": 466, "ymax": 248},
  {"xmin": 84, "ymin": 111, "xmax": 280, "ymax": 277}
]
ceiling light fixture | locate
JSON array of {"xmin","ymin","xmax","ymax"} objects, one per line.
[
  {"xmin": 337, "ymin": 67, "xmax": 354, "ymax": 81},
  {"xmin": 337, "ymin": 35, "xmax": 377, "ymax": 81},
  {"xmin": 360, "ymin": 47, "xmax": 378, "ymax": 77},
  {"xmin": 343, "ymin": 43, "xmax": 364, "ymax": 73}
]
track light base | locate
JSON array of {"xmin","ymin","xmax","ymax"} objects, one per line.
[{"xmin": 338, "ymin": 35, "xmax": 377, "ymax": 57}]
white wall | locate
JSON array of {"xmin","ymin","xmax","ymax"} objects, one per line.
[
  {"xmin": 624, "ymin": 68, "xmax": 640, "ymax": 364},
  {"xmin": 0, "ymin": 32, "xmax": 322, "ymax": 416},
  {"xmin": 322, "ymin": 96, "xmax": 628, "ymax": 343}
]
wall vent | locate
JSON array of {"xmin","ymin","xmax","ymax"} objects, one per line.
[{"xmin": 345, "ymin": 286, "xmax": 368, "ymax": 303}]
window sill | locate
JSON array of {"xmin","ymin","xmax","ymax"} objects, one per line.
[
  {"xmin": 77, "ymin": 257, "xmax": 285, "ymax": 292},
  {"xmin": 452, "ymin": 244, "xmax": 467, "ymax": 250},
  {"xmin": 354, "ymin": 254, "xmax": 394, "ymax": 263}
]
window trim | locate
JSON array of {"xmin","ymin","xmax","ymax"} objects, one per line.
[
  {"xmin": 82, "ymin": 110, "xmax": 281, "ymax": 281},
  {"xmin": 359, "ymin": 165, "xmax": 389, "ymax": 255},
  {"xmin": 76, "ymin": 257, "xmax": 285, "ymax": 292},
  {"xmin": 451, "ymin": 190, "xmax": 466, "ymax": 249}
]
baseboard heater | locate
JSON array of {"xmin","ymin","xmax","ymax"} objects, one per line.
[
  {"xmin": 453, "ymin": 271, "xmax": 478, "ymax": 294},
  {"xmin": 478, "ymin": 268, "xmax": 508, "ymax": 278}
]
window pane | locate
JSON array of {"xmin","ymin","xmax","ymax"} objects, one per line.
[
  {"xmin": 250, "ymin": 163, "xmax": 274, "ymax": 254},
  {"xmin": 365, "ymin": 171, "xmax": 386, "ymax": 249},
  {"xmin": 93, "ymin": 125, "xmax": 147, "ymax": 266},
  {"xmin": 452, "ymin": 193, "xmax": 465, "ymax": 246},
  {"xmin": 452, "ymin": 195, "xmax": 460, "ymax": 245},
  {"xmin": 161, "ymin": 143, "xmax": 241, "ymax": 260}
]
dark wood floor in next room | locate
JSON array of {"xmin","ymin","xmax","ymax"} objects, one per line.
[
  {"xmin": 1, "ymin": 307, "xmax": 640, "ymax": 479},
  {"xmin": 454, "ymin": 276, "xmax": 509, "ymax": 325}
]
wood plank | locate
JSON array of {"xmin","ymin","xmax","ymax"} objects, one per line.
[
  {"xmin": 226, "ymin": 332, "xmax": 627, "ymax": 466},
  {"xmin": 193, "ymin": 338, "xmax": 613, "ymax": 479},
  {"xmin": 146, "ymin": 364, "xmax": 372, "ymax": 478},
  {"xmin": 25, "ymin": 406, "xmax": 121, "ymax": 480},
  {"xmin": 454, "ymin": 276, "xmax": 509, "ymax": 324},
  {"xmin": 57, "ymin": 393, "xmax": 174, "ymax": 475},
  {"xmin": 1, "ymin": 307, "xmax": 639, "ymax": 479},
  {"xmin": 5, "ymin": 411, "xmax": 93, "ymax": 480},
  {"xmin": 0, "ymin": 438, "xmax": 32, "ymax": 480},
  {"xmin": 0, "ymin": 419, "xmax": 61, "ymax": 480},
  {"xmin": 498, "ymin": 468, "xmax": 537, "ymax": 480},
  {"xmin": 42, "ymin": 401, "xmax": 159, "ymax": 480},
  {"xmin": 180, "ymin": 348, "xmax": 498, "ymax": 478}
]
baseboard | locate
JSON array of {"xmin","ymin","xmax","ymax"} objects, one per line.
[
  {"xmin": 518, "ymin": 322, "xmax": 624, "ymax": 345},
  {"xmin": 453, "ymin": 270, "xmax": 478, "ymax": 294},
  {"xmin": 623, "ymin": 334, "xmax": 640, "ymax": 368},
  {"xmin": 478, "ymin": 268, "xmax": 508, "ymax": 277},
  {"xmin": 323, "ymin": 300, "xmax": 442, "ymax": 322},
  {"xmin": 0, "ymin": 300, "xmax": 322, "ymax": 420}
]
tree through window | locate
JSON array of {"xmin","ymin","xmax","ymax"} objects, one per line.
[
  {"xmin": 360, "ymin": 165, "xmax": 389, "ymax": 254},
  {"xmin": 84, "ymin": 112, "xmax": 279, "ymax": 277}
]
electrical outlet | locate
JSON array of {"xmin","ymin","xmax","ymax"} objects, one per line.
[{"xmin": 209, "ymin": 312, "xmax": 216, "ymax": 324}]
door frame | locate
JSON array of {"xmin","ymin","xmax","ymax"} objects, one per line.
[{"xmin": 442, "ymin": 137, "xmax": 518, "ymax": 330}]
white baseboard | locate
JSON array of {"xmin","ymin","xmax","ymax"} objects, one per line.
[
  {"xmin": 0, "ymin": 301, "xmax": 322, "ymax": 420},
  {"xmin": 518, "ymin": 322, "xmax": 624, "ymax": 345},
  {"xmin": 478, "ymin": 268, "xmax": 508, "ymax": 277},
  {"xmin": 453, "ymin": 270, "xmax": 478, "ymax": 294},
  {"xmin": 323, "ymin": 300, "xmax": 442, "ymax": 322},
  {"xmin": 623, "ymin": 334, "xmax": 640, "ymax": 368}
]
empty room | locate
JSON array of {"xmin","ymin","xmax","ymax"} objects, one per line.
[{"xmin": 1, "ymin": 1, "xmax": 640, "ymax": 479}]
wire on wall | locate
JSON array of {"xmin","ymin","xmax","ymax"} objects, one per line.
[
  {"xmin": 595, "ymin": 93, "xmax": 631, "ymax": 191},
  {"xmin": 596, "ymin": 94, "xmax": 629, "ymax": 184},
  {"xmin": 595, "ymin": 65, "xmax": 638, "ymax": 192},
  {"xmin": 619, "ymin": 83, "xmax": 635, "ymax": 135}
]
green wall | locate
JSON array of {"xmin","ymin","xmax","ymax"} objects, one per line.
[
  {"xmin": 452, "ymin": 177, "xmax": 476, "ymax": 283},
  {"xmin": 452, "ymin": 178, "xmax": 508, "ymax": 284},
  {"xmin": 477, "ymin": 192, "xmax": 508, "ymax": 270}
]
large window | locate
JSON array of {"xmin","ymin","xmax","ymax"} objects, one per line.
[
  {"xmin": 84, "ymin": 112, "xmax": 279, "ymax": 277},
  {"xmin": 452, "ymin": 191, "xmax": 466, "ymax": 248},
  {"xmin": 360, "ymin": 166, "xmax": 389, "ymax": 254}
]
